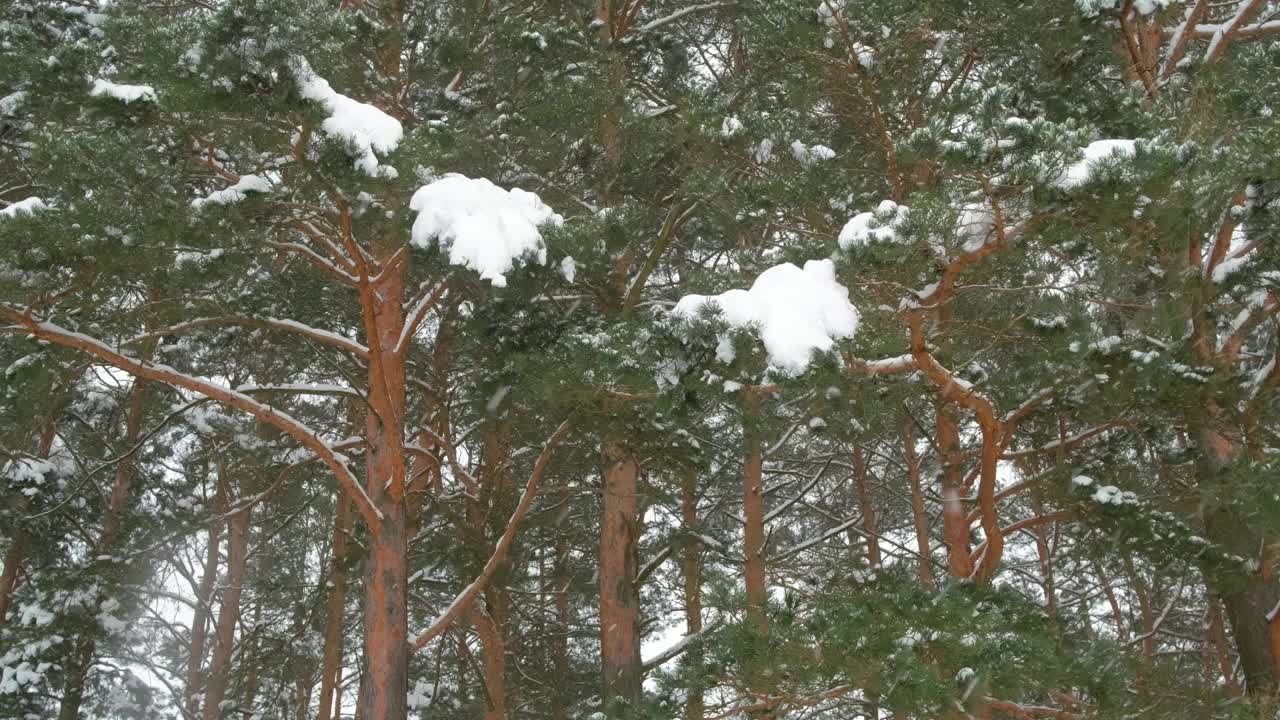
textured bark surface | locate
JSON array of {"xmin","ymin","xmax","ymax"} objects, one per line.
[
  {"xmin": 936, "ymin": 404, "xmax": 973, "ymax": 579},
  {"xmin": 355, "ymin": 255, "xmax": 410, "ymax": 720},
  {"xmin": 599, "ymin": 438, "xmax": 641, "ymax": 712}
]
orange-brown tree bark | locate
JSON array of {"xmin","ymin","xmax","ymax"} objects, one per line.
[
  {"xmin": 599, "ymin": 438, "xmax": 642, "ymax": 712},
  {"xmin": 851, "ymin": 447, "xmax": 880, "ymax": 570}
]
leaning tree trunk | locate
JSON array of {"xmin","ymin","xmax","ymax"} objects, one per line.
[
  {"xmin": 316, "ymin": 493, "xmax": 353, "ymax": 720},
  {"xmin": 203, "ymin": 482, "xmax": 251, "ymax": 720},
  {"xmin": 185, "ymin": 476, "xmax": 227, "ymax": 718}
]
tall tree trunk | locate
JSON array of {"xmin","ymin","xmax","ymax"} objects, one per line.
[
  {"xmin": 901, "ymin": 416, "xmax": 935, "ymax": 591},
  {"xmin": 356, "ymin": 252, "xmax": 409, "ymax": 720},
  {"xmin": 240, "ymin": 601, "xmax": 262, "ymax": 716},
  {"xmin": 552, "ymin": 529, "xmax": 571, "ymax": 720},
  {"xmin": 681, "ymin": 470, "xmax": 704, "ymax": 720},
  {"xmin": 851, "ymin": 447, "xmax": 880, "ymax": 570},
  {"xmin": 203, "ymin": 476, "xmax": 251, "ymax": 720},
  {"xmin": 186, "ymin": 477, "xmax": 227, "ymax": 718},
  {"xmin": 317, "ymin": 493, "xmax": 353, "ymax": 720},
  {"xmin": 472, "ymin": 419, "xmax": 514, "ymax": 720},
  {"xmin": 936, "ymin": 403, "xmax": 973, "ymax": 579},
  {"xmin": 474, "ymin": 608, "xmax": 508, "ymax": 720},
  {"xmin": 743, "ymin": 394, "xmax": 767, "ymax": 632},
  {"xmin": 60, "ymin": 375, "xmax": 150, "ymax": 720},
  {"xmin": 599, "ymin": 439, "xmax": 641, "ymax": 714}
]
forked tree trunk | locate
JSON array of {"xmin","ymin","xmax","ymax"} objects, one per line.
[
  {"xmin": 599, "ymin": 439, "xmax": 642, "ymax": 713},
  {"xmin": 203, "ymin": 475, "xmax": 251, "ymax": 720},
  {"xmin": 185, "ymin": 477, "xmax": 227, "ymax": 717}
]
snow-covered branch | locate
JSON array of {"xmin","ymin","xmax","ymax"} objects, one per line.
[{"xmin": 0, "ymin": 304, "xmax": 383, "ymax": 530}]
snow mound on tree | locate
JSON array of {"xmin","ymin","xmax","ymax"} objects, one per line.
[
  {"xmin": 89, "ymin": 79, "xmax": 157, "ymax": 104},
  {"xmin": 292, "ymin": 57, "xmax": 403, "ymax": 178},
  {"xmin": 673, "ymin": 259, "xmax": 859, "ymax": 375},
  {"xmin": 839, "ymin": 200, "xmax": 909, "ymax": 249},
  {"xmin": 0, "ymin": 197, "xmax": 47, "ymax": 219},
  {"xmin": 1057, "ymin": 139, "xmax": 1136, "ymax": 189},
  {"xmin": 191, "ymin": 175, "xmax": 271, "ymax": 209},
  {"xmin": 409, "ymin": 175, "xmax": 563, "ymax": 287}
]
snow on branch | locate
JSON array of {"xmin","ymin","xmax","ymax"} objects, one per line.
[
  {"xmin": 291, "ymin": 57, "xmax": 403, "ymax": 178},
  {"xmin": 409, "ymin": 175, "xmax": 562, "ymax": 288},
  {"xmin": 127, "ymin": 315, "xmax": 369, "ymax": 359},
  {"xmin": 0, "ymin": 304, "xmax": 384, "ymax": 531},
  {"xmin": 625, "ymin": 2, "xmax": 736, "ymax": 37},
  {"xmin": 673, "ymin": 260, "xmax": 859, "ymax": 375},
  {"xmin": 641, "ymin": 620, "xmax": 721, "ymax": 671},
  {"xmin": 89, "ymin": 78, "xmax": 157, "ymax": 105}
]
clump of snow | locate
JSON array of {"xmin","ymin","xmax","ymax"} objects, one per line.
[
  {"xmin": 174, "ymin": 249, "xmax": 225, "ymax": 269},
  {"xmin": 1077, "ymin": 0, "xmax": 1169, "ymax": 16},
  {"xmin": 1092, "ymin": 485, "xmax": 1138, "ymax": 506},
  {"xmin": 191, "ymin": 175, "xmax": 271, "ymax": 209},
  {"xmin": 720, "ymin": 116, "xmax": 743, "ymax": 139},
  {"xmin": 1057, "ymin": 140, "xmax": 1136, "ymax": 189},
  {"xmin": 791, "ymin": 140, "xmax": 837, "ymax": 167},
  {"xmin": 560, "ymin": 256, "xmax": 576, "ymax": 283},
  {"xmin": 89, "ymin": 79, "xmax": 157, "ymax": 105},
  {"xmin": 672, "ymin": 259, "xmax": 859, "ymax": 375},
  {"xmin": 1071, "ymin": 475, "xmax": 1094, "ymax": 487},
  {"xmin": 292, "ymin": 57, "xmax": 403, "ymax": 178},
  {"xmin": 755, "ymin": 138, "xmax": 774, "ymax": 164},
  {"xmin": 0, "ymin": 197, "xmax": 47, "ymax": 219},
  {"xmin": 0, "ymin": 91, "xmax": 27, "ymax": 116},
  {"xmin": 955, "ymin": 201, "xmax": 994, "ymax": 252},
  {"xmin": 409, "ymin": 175, "xmax": 563, "ymax": 287},
  {"xmin": 839, "ymin": 200, "xmax": 909, "ymax": 249}
]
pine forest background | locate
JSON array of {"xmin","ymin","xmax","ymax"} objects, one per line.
[{"xmin": 3, "ymin": 0, "xmax": 1280, "ymax": 719}]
